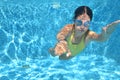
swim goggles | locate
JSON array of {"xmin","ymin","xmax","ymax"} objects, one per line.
[{"xmin": 75, "ymin": 20, "xmax": 90, "ymax": 27}]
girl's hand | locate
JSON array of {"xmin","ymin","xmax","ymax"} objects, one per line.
[
  {"xmin": 54, "ymin": 40, "xmax": 68, "ymax": 56},
  {"xmin": 114, "ymin": 20, "xmax": 120, "ymax": 24}
]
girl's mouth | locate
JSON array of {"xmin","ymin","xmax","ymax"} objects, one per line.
[{"xmin": 76, "ymin": 29, "xmax": 85, "ymax": 32}]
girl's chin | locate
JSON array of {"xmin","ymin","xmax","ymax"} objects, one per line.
[
  {"xmin": 75, "ymin": 30, "xmax": 85, "ymax": 33},
  {"xmin": 75, "ymin": 30, "xmax": 86, "ymax": 36}
]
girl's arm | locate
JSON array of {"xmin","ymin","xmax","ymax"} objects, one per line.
[
  {"xmin": 57, "ymin": 24, "xmax": 73, "ymax": 41},
  {"xmin": 89, "ymin": 20, "xmax": 120, "ymax": 42}
]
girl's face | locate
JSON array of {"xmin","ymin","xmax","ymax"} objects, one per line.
[{"xmin": 74, "ymin": 13, "xmax": 90, "ymax": 35}]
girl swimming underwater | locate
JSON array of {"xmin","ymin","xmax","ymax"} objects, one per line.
[{"xmin": 49, "ymin": 6, "xmax": 120, "ymax": 60}]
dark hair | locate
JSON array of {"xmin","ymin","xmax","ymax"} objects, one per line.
[{"xmin": 73, "ymin": 6, "xmax": 93, "ymax": 21}]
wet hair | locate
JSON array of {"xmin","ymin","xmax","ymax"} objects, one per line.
[{"xmin": 73, "ymin": 6, "xmax": 93, "ymax": 21}]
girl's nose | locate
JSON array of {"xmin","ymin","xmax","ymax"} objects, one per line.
[{"xmin": 80, "ymin": 26, "xmax": 84, "ymax": 29}]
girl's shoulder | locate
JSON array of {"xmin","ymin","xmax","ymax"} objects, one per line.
[
  {"xmin": 63, "ymin": 24, "xmax": 74, "ymax": 31},
  {"xmin": 87, "ymin": 30, "xmax": 99, "ymax": 40}
]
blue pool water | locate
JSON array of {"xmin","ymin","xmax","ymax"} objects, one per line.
[{"xmin": 0, "ymin": 0, "xmax": 120, "ymax": 80}]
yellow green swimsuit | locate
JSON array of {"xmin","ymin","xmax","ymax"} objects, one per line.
[{"xmin": 67, "ymin": 32, "xmax": 85, "ymax": 56}]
